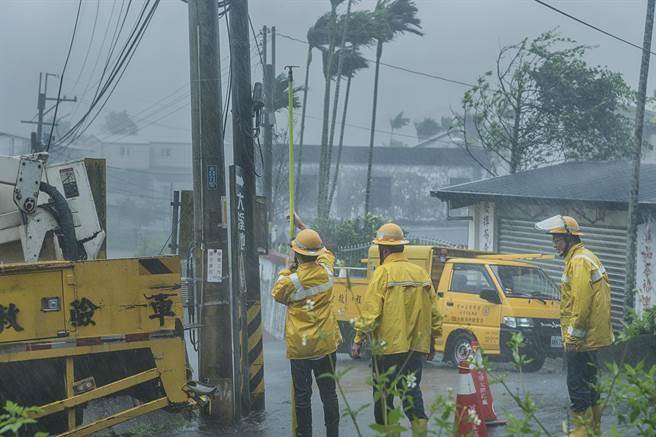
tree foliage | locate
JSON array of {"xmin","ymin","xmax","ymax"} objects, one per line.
[
  {"xmin": 102, "ymin": 110, "xmax": 139, "ymax": 136},
  {"xmin": 454, "ymin": 31, "xmax": 634, "ymax": 175},
  {"xmin": 414, "ymin": 117, "xmax": 442, "ymax": 141},
  {"xmin": 389, "ymin": 111, "xmax": 410, "ymax": 131},
  {"xmin": 273, "ymin": 73, "xmax": 303, "ymax": 112}
]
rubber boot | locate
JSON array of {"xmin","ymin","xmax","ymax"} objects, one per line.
[
  {"xmin": 569, "ymin": 408, "xmax": 592, "ymax": 437},
  {"xmin": 591, "ymin": 405, "xmax": 602, "ymax": 436},
  {"xmin": 411, "ymin": 418, "xmax": 428, "ymax": 437}
]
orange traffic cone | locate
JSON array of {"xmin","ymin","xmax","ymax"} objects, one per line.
[
  {"xmin": 470, "ymin": 340, "xmax": 506, "ymax": 427},
  {"xmin": 455, "ymin": 361, "xmax": 488, "ymax": 437}
]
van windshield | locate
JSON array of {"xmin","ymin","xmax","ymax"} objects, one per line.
[{"xmin": 490, "ymin": 265, "xmax": 559, "ymax": 300}]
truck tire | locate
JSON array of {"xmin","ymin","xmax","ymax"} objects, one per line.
[
  {"xmin": 446, "ymin": 331, "xmax": 475, "ymax": 366},
  {"xmin": 520, "ymin": 351, "xmax": 546, "ymax": 372}
]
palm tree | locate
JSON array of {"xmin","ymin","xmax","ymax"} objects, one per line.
[
  {"xmin": 296, "ymin": 14, "xmax": 332, "ymax": 206},
  {"xmin": 327, "ymin": 47, "xmax": 369, "ymax": 213},
  {"xmin": 317, "ymin": 0, "xmax": 345, "ymax": 221},
  {"xmin": 363, "ymin": 0, "xmax": 423, "ymax": 216},
  {"xmin": 389, "ymin": 111, "xmax": 410, "ymax": 144}
]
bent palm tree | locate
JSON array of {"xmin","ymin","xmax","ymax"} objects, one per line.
[
  {"xmin": 296, "ymin": 14, "xmax": 332, "ymax": 206},
  {"xmin": 327, "ymin": 47, "xmax": 369, "ymax": 214},
  {"xmin": 364, "ymin": 0, "xmax": 423, "ymax": 216}
]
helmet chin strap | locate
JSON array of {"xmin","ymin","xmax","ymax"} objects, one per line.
[{"xmin": 558, "ymin": 235, "xmax": 574, "ymax": 258}]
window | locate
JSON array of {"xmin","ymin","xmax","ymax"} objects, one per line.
[
  {"xmin": 120, "ymin": 147, "xmax": 130, "ymax": 157},
  {"xmin": 490, "ymin": 265, "xmax": 559, "ymax": 300},
  {"xmin": 161, "ymin": 148, "xmax": 171, "ymax": 157},
  {"xmin": 450, "ymin": 264, "xmax": 495, "ymax": 294}
]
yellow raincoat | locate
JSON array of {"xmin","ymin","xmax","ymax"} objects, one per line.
[
  {"xmin": 354, "ymin": 252, "xmax": 442, "ymax": 355},
  {"xmin": 561, "ymin": 243, "xmax": 614, "ymax": 351},
  {"xmin": 271, "ymin": 250, "xmax": 342, "ymax": 359}
]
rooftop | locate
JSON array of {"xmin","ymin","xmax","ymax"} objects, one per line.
[{"xmin": 431, "ymin": 160, "xmax": 656, "ymax": 209}]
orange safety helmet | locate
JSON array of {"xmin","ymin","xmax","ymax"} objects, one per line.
[
  {"xmin": 291, "ymin": 229, "xmax": 325, "ymax": 256},
  {"xmin": 372, "ymin": 223, "xmax": 409, "ymax": 245}
]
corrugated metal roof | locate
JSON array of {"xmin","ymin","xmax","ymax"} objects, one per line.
[{"xmin": 431, "ymin": 160, "xmax": 656, "ymax": 208}]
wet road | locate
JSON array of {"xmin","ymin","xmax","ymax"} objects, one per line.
[{"xmin": 170, "ymin": 334, "xmax": 574, "ymax": 436}]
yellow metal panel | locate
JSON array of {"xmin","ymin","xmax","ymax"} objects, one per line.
[
  {"xmin": 0, "ymin": 270, "xmax": 66, "ymax": 342},
  {"xmin": 36, "ymin": 368, "xmax": 160, "ymax": 418},
  {"xmin": 59, "ymin": 397, "xmax": 169, "ymax": 436}
]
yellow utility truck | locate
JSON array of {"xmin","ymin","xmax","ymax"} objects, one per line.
[
  {"xmin": 0, "ymin": 153, "xmax": 211, "ymax": 435},
  {"xmin": 334, "ymin": 245, "xmax": 562, "ymax": 372}
]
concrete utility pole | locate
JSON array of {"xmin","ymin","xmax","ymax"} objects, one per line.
[
  {"xmin": 229, "ymin": 0, "xmax": 265, "ymax": 413},
  {"xmin": 187, "ymin": 0, "xmax": 235, "ymax": 421},
  {"xmin": 263, "ymin": 26, "xmax": 275, "ymax": 235},
  {"xmin": 169, "ymin": 190, "xmax": 180, "ymax": 254},
  {"xmin": 21, "ymin": 72, "xmax": 76, "ymax": 152},
  {"xmin": 626, "ymin": 0, "xmax": 655, "ymax": 317}
]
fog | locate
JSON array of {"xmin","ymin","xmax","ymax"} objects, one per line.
[{"xmin": 0, "ymin": 0, "xmax": 651, "ymax": 146}]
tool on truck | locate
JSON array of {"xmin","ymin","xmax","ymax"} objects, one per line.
[
  {"xmin": 0, "ymin": 153, "xmax": 213, "ymax": 435},
  {"xmin": 333, "ymin": 245, "xmax": 563, "ymax": 372}
]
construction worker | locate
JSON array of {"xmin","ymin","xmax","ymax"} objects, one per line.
[
  {"xmin": 351, "ymin": 223, "xmax": 442, "ymax": 437},
  {"xmin": 271, "ymin": 215, "xmax": 341, "ymax": 437},
  {"xmin": 535, "ymin": 215, "xmax": 614, "ymax": 436}
]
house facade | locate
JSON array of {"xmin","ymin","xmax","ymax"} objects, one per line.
[{"xmin": 432, "ymin": 160, "xmax": 656, "ymax": 326}]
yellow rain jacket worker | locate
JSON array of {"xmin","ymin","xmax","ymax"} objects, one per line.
[
  {"xmin": 535, "ymin": 215, "xmax": 613, "ymax": 437},
  {"xmin": 271, "ymin": 216, "xmax": 341, "ymax": 437},
  {"xmin": 352, "ymin": 223, "xmax": 442, "ymax": 437}
]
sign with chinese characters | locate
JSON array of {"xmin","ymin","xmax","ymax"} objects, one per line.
[
  {"xmin": 70, "ymin": 297, "xmax": 100, "ymax": 327},
  {"xmin": 0, "ymin": 303, "xmax": 24, "ymax": 334},
  {"xmin": 207, "ymin": 165, "xmax": 218, "ymax": 191},
  {"xmin": 477, "ymin": 202, "xmax": 495, "ymax": 252},
  {"xmin": 207, "ymin": 249, "xmax": 223, "ymax": 283},
  {"xmin": 145, "ymin": 293, "xmax": 176, "ymax": 326},
  {"xmin": 636, "ymin": 219, "xmax": 656, "ymax": 316}
]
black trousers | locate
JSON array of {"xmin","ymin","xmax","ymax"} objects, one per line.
[
  {"xmin": 290, "ymin": 352, "xmax": 339, "ymax": 437},
  {"xmin": 372, "ymin": 351, "xmax": 427, "ymax": 425},
  {"xmin": 566, "ymin": 350, "xmax": 599, "ymax": 413}
]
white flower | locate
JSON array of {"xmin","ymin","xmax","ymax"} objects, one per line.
[
  {"xmin": 380, "ymin": 340, "xmax": 387, "ymax": 347},
  {"xmin": 406, "ymin": 373, "xmax": 417, "ymax": 389},
  {"xmin": 302, "ymin": 299, "xmax": 316, "ymax": 311},
  {"xmin": 301, "ymin": 335, "xmax": 308, "ymax": 346},
  {"xmin": 467, "ymin": 407, "xmax": 481, "ymax": 426}
]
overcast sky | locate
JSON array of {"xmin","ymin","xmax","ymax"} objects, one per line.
[{"xmin": 0, "ymin": 0, "xmax": 653, "ymax": 148}]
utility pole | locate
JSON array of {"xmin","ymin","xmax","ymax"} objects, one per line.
[
  {"xmin": 263, "ymin": 26, "xmax": 275, "ymax": 237},
  {"xmin": 626, "ymin": 0, "xmax": 655, "ymax": 318},
  {"xmin": 187, "ymin": 0, "xmax": 235, "ymax": 422},
  {"xmin": 229, "ymin": 0, "xmax": 265, "ymax": 413},
  {"xmin": 21, "ymin": 72, "xmax": 76, "ymax": 152}
]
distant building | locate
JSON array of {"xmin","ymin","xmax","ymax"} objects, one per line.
[
  {"xmin": 0, "ymin": 131, "xmax": 30, "ymax": 155},
  {"xmin": 432, "ymin": 160, "xmax": 656, "ymax": 325},
  {"xmin": 274, "ymin": 142, "xmax": 489, "ymax": 246}
]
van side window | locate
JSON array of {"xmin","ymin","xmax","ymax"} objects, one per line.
[{"xmin": 450, "ymin": 264, "xmax": 495, "ymax": 294}]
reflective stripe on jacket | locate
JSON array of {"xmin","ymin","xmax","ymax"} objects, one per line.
[
  {"xmin": 271, "ymin": 250, "xmax": 342, "ymax": 359},
  {"xmin": 354, "ymin": 252, "xmax": 442, "ymax": 355},
  {"xmin": 561, "ymin": 243, "xmax": 614, "ymax": 350}
]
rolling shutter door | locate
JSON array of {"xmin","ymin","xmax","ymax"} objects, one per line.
[{"xmin": 498, "ymin": 217, "xmax": 626, "ymax": 330}]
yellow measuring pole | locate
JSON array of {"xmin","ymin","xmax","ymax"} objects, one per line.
[
  {"xmin": 284, "ymin": 65, "xmax": 299, "ymax": 437},
  {"xmin": 287, "ymin": 66, "xmax": 295, "ymax": 240}
]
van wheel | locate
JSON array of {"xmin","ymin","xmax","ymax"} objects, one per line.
[
  {"xmin": 519, "ymin": 351, "xmax": 545, "ymax": 372},
  {"xmin": 447, "ymin": 332, "xmax": 475, "ymax": 366}
]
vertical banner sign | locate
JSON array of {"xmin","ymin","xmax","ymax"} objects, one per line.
[
  {"xmin": 207, "ymin": 249, "xmax": 223, "ymax": 282},
  {"xmin": 478, "ymin": 202, "xmax": 495, "ymax": 252},
  {"xmin": 636, "ymin": 219, "xmax": 656, "ymax": 316}
]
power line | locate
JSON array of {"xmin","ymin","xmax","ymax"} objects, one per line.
[
  {"xmin": 69, "ymin": 0, "xmax": 100, "ymax": 94},
  {"xmin": 533, "ymin": 0, "xmax": 656, "ymax": 56},
  {"xmin": 46, "ymin": 0, "xmax": 83, "ymax": 151},
  {"xmin": 276, "ymin": 31, "xmax": 475, "ymax": 87}
]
